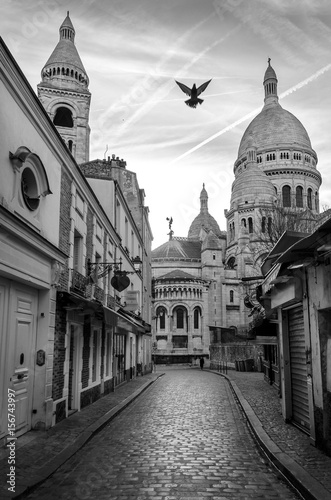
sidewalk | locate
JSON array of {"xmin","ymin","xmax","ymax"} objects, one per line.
[
  {"xmin": 0, "ymin": 372, "xmax": 163, "ymax": 500},
  {"xmin": 209, "ymin": 368, "xmax": 331, "ymax": 500},
  {"xmin": 1, "ymin": 368, "xmax": 331, "ymax": 500}
]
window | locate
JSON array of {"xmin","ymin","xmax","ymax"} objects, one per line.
[
  {"xmin": 73, "ymin": 230, "xmax": 83, "ymax": 272},
  {"xmin": 176, "ymin": 308, "xmax": 184, "ymax": 329},
  {"xmin": 248, "ymin": 217, "xmax": 253, "ymax": 233},
  {"xmin": 194, "ymin": 308, "xmax": 201, "ymax": 329},
  {"xmin": 96, "ymin": 221, "xmax": 102, "ymax": 242},
  {"xmin": 227, "ymin": 257, "xmax": 236, "ymax": 269},
  {"xmin": 268, "ymin": 217, "xmax": 272, "ymax": 235},
  {"xmin": 296, "ymin": 186, "xmax": 303, "ymax": 208},
  {"xmin": 156, "ymin": 307, "xmax": 166, "ymax": 330},
  {"xmin": 10, "ymin": 147, "xmax": 52, "ymax": 215},
  {"xmin": 315, "ymin": 192, "xmax": 319, "ymax": 211},
  {"xmin": 230, "ymin": 290, "xmax": 234, "ymax": 303},
  {"xmin": 91, "ymin": 330, "xmax": 100, "ymax": 383},
  {"xmin": 282, "ymin": 185, "xmax": 291, "ymax": 207},
  {"xmin": 76, "ymin": 192, "xmax": 84, "ymax": 217},
  {"xmin": 261, "ymin": 216, "xmax": 266, "ymax": 233},
  {"xmin": 21, "ymin": 167, "xmax": 40, "ymax": 211},
  {"xmin": 307, "ymin": 188, "xmax": 312, "ymax": 209},
  {"xmin": 53, "ymin": 106, "xmax": 73, "ymax": 127},
  {"xmin": 105, "ymin": 329, "xmax": 112, "ymax": 377}
]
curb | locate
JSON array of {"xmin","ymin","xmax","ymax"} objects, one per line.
[
  {"xmin": 8, "ymin": 373, "xmax": 164, "ymax": 500},
  {"xmin": 208, "ymin": 370, "xmax": 330, "ymax": 500}
]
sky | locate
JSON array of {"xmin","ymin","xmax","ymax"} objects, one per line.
[{"xmin": 1, "ymin": 0, "xmax": 331, "ymax": 249}]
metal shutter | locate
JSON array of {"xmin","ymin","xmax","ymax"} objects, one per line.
[{"xmin": 288, "ymin": 305, "xmax": 309, "ymax": 431}]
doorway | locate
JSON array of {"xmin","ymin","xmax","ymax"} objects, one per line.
[{"xmin": 0, "ymin": 279, "xmax": 38, "ymax": 440}]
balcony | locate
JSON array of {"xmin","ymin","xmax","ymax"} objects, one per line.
[
  {"xmin": 70, "ymin": 269, "xmax": 87, "ymax": 297},
  {"xmin": 107, "ymin": 294, "xmax": 116, "ymax": 310},
  {"xmin": 93, "ymin": 285, "xmax": 104, "ymax": 302}
]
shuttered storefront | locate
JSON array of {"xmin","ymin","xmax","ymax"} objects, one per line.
[{"xmin": 288, "ymin": 305, "xmax": 309, "ymax": 432}]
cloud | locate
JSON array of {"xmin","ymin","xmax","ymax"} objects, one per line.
[{"xmin": 171, "ymin": 64, "xmax": 331, "ymax": 164}]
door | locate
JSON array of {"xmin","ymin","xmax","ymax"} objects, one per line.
[
  {"xmin": 9, "ymin": 283, "xmax": 38, "ymax": 438},
  {"xmin": 68, "ymin": 324, "xmax": 81, "ymax": 412},
  {"xmin": 288, "ymin": 305, "xmax": 309, "ymax": 432}
]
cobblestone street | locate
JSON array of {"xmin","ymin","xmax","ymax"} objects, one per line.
[{"xmin": 25, "ymin": 370, "xmax": 301, "ymax": 500}]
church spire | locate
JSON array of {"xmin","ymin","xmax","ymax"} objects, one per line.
[
  {"xmin": 59, "ymin": 11, "xmax": 75, "ymax": 42},
  {"xmin": 37, "ymin": 13, "xmax": 91, "ymax": 163},
  {"xmin": 263, "ymin": 58, "xmax": 278, "ymax": 107},
  {"xmin": 200, "ymin": 183, "xmax": 208, "ymax": 213}
]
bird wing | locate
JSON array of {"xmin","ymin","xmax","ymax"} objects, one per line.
[
  {"xmin": 196, "ymin": 79, "xmax": 212, "ymax": 96},
  {"xmin": 175, "ymin": 80, "xmax": 192, "ymax": 97}
]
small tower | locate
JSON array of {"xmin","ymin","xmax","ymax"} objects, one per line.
[
  {"xmin": 263, "ymin": 58, "xmax": 278, "ymax": 107},
  {"xmin": 37, "ymin": 12, "xmax": 91, "ymax": 163}
]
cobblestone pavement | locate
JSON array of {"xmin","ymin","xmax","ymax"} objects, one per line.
[
  {"xmin": 221, "ymin": 370, "xmax": 331, "ymax": 494},
  {"xmin": 24, "ymin": 370, "xmax": 302, "ymax": 500},
  {"xmin": 0, "ymin": 373, "xmax": 161, "ymax": 499}
]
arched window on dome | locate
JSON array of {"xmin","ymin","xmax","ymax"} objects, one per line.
[
  {"xmin": 282, "ymin": 185, "xmax": 291, "ymax": 207},
  {"xmin": 248, "ymin": 217, "xmax": 253, "ymax": 233},
  {"xmin": 241, "ymin": 218, "xmax": 246, "ymax": 228},
  {"xmin": 261, "ymin": 216, "xmax": 266, "ymax": 233},
  {"xmin": 296, "ymin": 186, "xmax": 303, "ymax": 208},
  {"xmin": 230, "ymin": 290, "xmax": 234, "ymax": 303},
  {"xmin": 268, "ymin": 217, "xmax": 272, "ymax": 235},
  {"xmin": 315, "ymin": 192, "xmax": 319, "ymax": 212},
  {"xmin": 54, "ymin": 107, "xmax": 74, "ymax": 128},
  {"xmin": 307, "ymin": 188, "xmax": 312, "ymax": 209}
]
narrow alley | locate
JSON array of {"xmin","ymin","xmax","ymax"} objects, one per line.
[{"xmin": 24, "ymin": 369, "xmax": 301, "ymax": 500}]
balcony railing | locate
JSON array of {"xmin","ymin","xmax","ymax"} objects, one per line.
[
  {"xmin": 71, "ymin": 269, "xmax": 87, "ymax": 297},
  {"xmin": 94, "ymin": 285, "xmax": 104, "ymax": 302},
  {"xmin": 107, "ymin": 294, "xmax": 116, "ymax": 310}
]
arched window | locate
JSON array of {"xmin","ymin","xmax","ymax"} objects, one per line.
[
  {"xmin": 194, "ymin": 308, "xmax": 201, "ymax": 329},
  {"xmin": 54, "ymin": 107, "xmax": 73, "ymax": 128},
  {"xmin": 176, "ymin": 308, "xmax": 184, "ymax": 329},
  {"xmin": 282, "ymin": 185, "xmax": 291, "ymax": 207},
  {"xmin": 315, "ymin": 192, "xmax": 319, "ymax": 211},
  {"xmin": 268, "ymin": 217, "xmax": 272, "ymax": 235},
  {"xmin": 156, "ymin": 307, "xmax": 166, "ymax": 330},
  {"xmin": 227, "ymin": 257, "xmax": 236, "ymax": 269},
  {"xmin": 261, "ymin": 216, "xmax": 266, "ymax": 233},
  {"xmin": 230, "ymin": 290, "xmax": 234, "ymax": 303},
  {"xmin": 241, "ymin": 218, "xmax": 246, "ymax": 228},
  {"xmin": 68, "ymin": 140, "xmax": 73, "ymax": 152},
  {"xmin": 296, "ymin": 186, "xmax": 303, "ymax": 208},
  {"xmin": 248, "ymin": 217, "xmax": 253, "ymax": 233},
  {"xmin": 307, "ymin": 188, "xmax": 312, "ymax": 209}
]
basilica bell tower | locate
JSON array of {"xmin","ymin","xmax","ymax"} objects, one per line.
[{"xmin": 37, "ymin": 12, "xmax": 91, "ymax": 164}]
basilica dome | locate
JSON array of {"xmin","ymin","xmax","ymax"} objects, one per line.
[
  {"xmin": 188, "ymin": 184, "xmax": 223, "ymax": 239},
  {"xmin": 236, "ymin": 60, "xmax": 316, "ymax": 166},
  {"xmin": 237, "ymin": 104, "xmax": 312, "ymax": 159}
]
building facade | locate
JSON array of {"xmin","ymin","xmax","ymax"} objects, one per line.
[
  {"xmin": 152, "ymin": 60, "xmax": 323, "ymax": 376},
  {"xmin": 0, "ymin": 13, "xmax": 153, "ymax": 442},
  {"xmin": 260, "ymin": 218, "xmax": 331, "ymax": 456}
]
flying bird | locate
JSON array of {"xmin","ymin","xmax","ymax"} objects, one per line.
[{"xmin": 175, "ymin": 79, "xmax": 212, "ymax": 108}]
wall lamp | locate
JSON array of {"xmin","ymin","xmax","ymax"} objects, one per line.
[{"xmin": 87, "ymin": 256, "xmax": 142, "ymax": 292}]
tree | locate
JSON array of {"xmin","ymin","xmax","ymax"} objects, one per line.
[{"xmin": 256, "ymin": 200, "xmax": 319, "ymax": 252}]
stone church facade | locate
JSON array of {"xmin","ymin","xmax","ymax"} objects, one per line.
[{"xmin": 151, "ymin": 60, "xmax": 322, "ymax": 365}]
